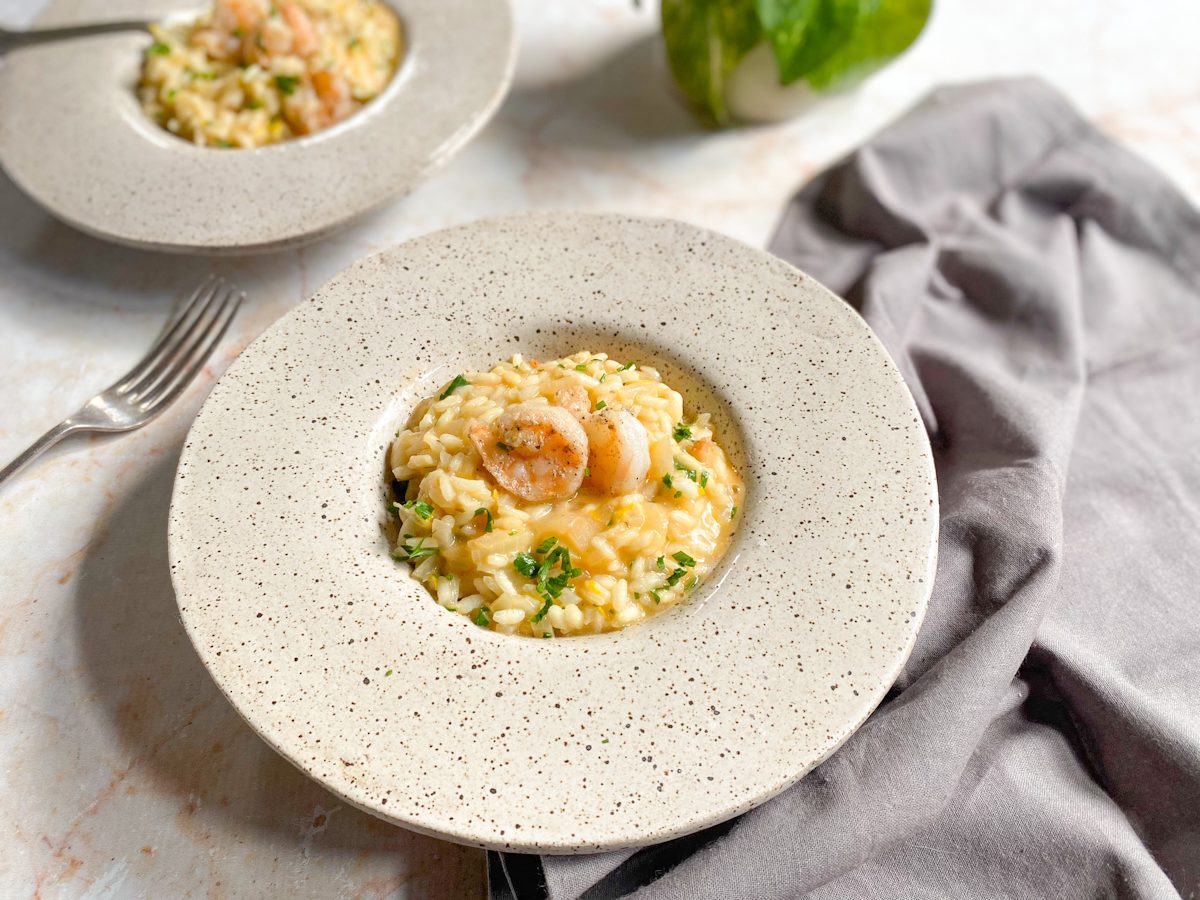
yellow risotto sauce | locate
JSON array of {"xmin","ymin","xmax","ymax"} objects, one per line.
[
  {"xmin": 388, "ymin": 352, "xmax": 743, "ymax": 637},
  {"xmin": 139, "ymin": 0, "xmax": 402, "ymax": 148}
]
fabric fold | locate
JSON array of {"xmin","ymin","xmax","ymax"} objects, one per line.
[{"xmin": 492, "ymin": 77, "xmax": 1200, "ymax": 900}]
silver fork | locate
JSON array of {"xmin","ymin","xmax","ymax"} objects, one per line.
[
  {"xmin": 0, "ymin": 21, "xmax": 152, "ymax": 55},
  {"xmin": 0, "ymin": 276, "xmax": 243, "ymax": 488}
]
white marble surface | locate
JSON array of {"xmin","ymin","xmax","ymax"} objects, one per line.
[{"xmin": 2, "ymin": 0, "xmax": 1199, "ymax": 896}]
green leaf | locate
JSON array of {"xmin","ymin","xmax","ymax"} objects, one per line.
[
  {"xmin": 274, "ymin": 74, "xmax": 300, "ymax": 95},
  {"xmin": 439, "ymin": 374, "xmax": 470, "ymax": 400},
  {"xmin": 801, "ymin": 0, "xmax": 931, "ymax": 91},
  {"xmin": 756, "ymin": 0, "xmax": 860, "ymax": 85},
  {"xmin": 513, "ymin": 553, "xmax": 540, "ymax": 578},
  {"xmin": 661, "ymin": 0, "xmax": 763, "ymax": 126}
]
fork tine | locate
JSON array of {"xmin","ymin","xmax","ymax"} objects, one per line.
[
  {"xmin": 140, "ymin": 288, "xmax": 242, "ymax": 414},
  {"xmin": 127, "ymin": 280, "xmax": 226, "ymax": 401},
  {"xmin": 117, "ymin": 275, "xmax": 221, "ymax": 395}
]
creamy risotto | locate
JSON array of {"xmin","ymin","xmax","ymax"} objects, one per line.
[
  {"xmin": 139, "ymin": 0, "xmax": 402, "ymax": 148},
  {"xmin": 388, "ymin": 353, "xmax": 743, "ymax": 637}
]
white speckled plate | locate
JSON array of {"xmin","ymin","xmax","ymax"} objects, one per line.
[
  {"xmin": 0, "ymin": 0, "xmax": 513, "ymax": 253},
  {"xmin": 168, "ymin": 213, "xmax": 938, "ymax": 853}
]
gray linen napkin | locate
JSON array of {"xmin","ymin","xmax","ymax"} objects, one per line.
[{"xmin": 490, "ymin": 77, "xmax": 1200, "ymax": 900}]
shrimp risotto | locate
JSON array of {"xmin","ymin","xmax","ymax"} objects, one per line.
[
  {"xmin": 388, "ymin": 353, "xmax": 743, "ymax": 637},
  {"xmin": 139, "ymin": 0, "xmax": 402, "ymax": 148}
]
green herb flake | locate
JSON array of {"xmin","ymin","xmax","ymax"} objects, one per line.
[
  {"xmin": 385, "ymin": 668, "xmax": 393, "ymax": 676},
  {"xmin": 574, "ymin": 363, "xmax": 588, "ymax": 372},
  {"xmin": 439, "ymin": 374, "xmax": 470, "ymax": 400},
  {"xmin": 730, "ymin": 504, "xmax": 739, "ymax": 520},
  {"xmin": 673, "ymin": 423, "xmax": 693, "ymax": 442},
  {"xmin": 662, "ymin": 474, "xmax": 673, "ymax": 489},
  {"xmin": 672, "ymin": 551, "xmax": 697, "ymax": 567},
  {"xmin": 599, "ymin": 373, "xmax": 607, "ymax": 383},
  {"xmin": 665, "ymin": 568, "xmax": 687, "ymax": 588},
  {"xmin": 655, "ymin": 556, "xmax": 665, "ymax": 571},
  {"xmin": 649, "ymin": 590, "xmax": 662, "ymax": 604},
  {"xmin": 700, "ymin": 471, "xmax": 710, "ymax": 488},
  {"xmin": 532, "ymin": 596, "xmax": 554, "ymax": 624},
  {"xmin": 496, "ymin": 441, "xmax": 513, "ymax": 452},
  {"xmin": 602, "ymin": 738, "xmax": 609, "ymax": 744},
  {"xmin": 395, "ymin": 538, "xmax": 437, "ymax": 562},
  {"xmin": 245, "ymin": 99, "xmax": 262, "ymax": 110},
  {"xmin": 674, "ymin": 462, "xmax": 698, "ymax": 481},
  {"xmin": 347, "ymin": 36, "xmax": 361, "ymax": 48},
  {"xmin": 148, "ymin": 40, "xmax": 171, "ymax": 55},
  {"xmin": 594, "ymin": 400, "xmax": 607, "ymax": 410},
  {"xmin": 618, "ymin": 361, "xmax": 635, "ymax": 372},
  {"xmin": 513, "ymin": 553, "xmax": 540, "ymax": 578},
  {"xmin": 583, "ymin": 467, "xmax": 591, "ymax": 478},
  {"xmin": 474, "ymin": 507, "xmax": 494, "ymax": 533},
  {"xmin": 274, "ymin": 74, "xmax": 300, "ymax": 95},
  {"xmin": 473, "ymin": 607, "xmax": 490, "ymax": 627},
  {"xmin": 536, "ymin": 536, "xmax": 559, "ymax": 554},
  {"xmin": 403, "ymin": 499, "xmax": 434, "ymax": 520}
]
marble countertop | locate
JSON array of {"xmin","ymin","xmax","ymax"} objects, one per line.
[{"xmin": 2, "ymin": 0, "xmax": 1198, "ymax": 896}]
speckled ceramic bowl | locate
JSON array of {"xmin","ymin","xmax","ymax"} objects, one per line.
[
  {"xmin": 0, "ymin": 0, "xmax": 513, "ymax": 253},
  {"xmin": 167, "ymin": 213, "xmax": 938, "ymax": 853}
]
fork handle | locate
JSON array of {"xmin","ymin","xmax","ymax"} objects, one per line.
[
  {"xmin": 0, "ymin": 422, "xmax": 81, "ymax": 488},
  {"xmin": 0, "ymin": 21, "xmax": 150, "ymax": 54}
]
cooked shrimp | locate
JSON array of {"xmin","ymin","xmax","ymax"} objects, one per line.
[
  {"xmin": 580, "ymin": 408, "xmax": 651, "ymax": 495},
  {"xmin": 554, "ymin": 386, "xmax": 650, "ymax": 494},
  {"xmin": 313, "ymin": 69, "xmax": 353, "ymax": 120},
  {"xmin": 469, "ymin": 404, "xmax": 588, "ymax": 502},
  {"xmin": 280, "ymin": 1, "xmax": 317, "ymax": 55}
]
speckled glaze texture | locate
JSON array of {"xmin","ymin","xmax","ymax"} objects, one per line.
[
  {"xmin": 0, "ymin": 0, "xmax": 514, "ymax": 253},
  {"xmin": 167, "ymin": 213, "xmax": 938, "ymax": 853}
]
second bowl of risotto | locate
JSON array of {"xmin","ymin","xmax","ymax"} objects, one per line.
[
  {"xmin": 0, "ymin": 0, "xmax": 514, "ymax": 251},
  {"xmin": 169, "ymin": 213, "xmax": 938, "ymax": 852}
]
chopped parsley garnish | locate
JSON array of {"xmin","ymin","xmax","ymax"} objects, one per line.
[
  {"xmin": 385, "ymin": 668, "xmax": 393, "ymax": 676},
  {"xmin": 599, "ymin": 374, "xmax": 607, "ymax": 383},
  {"xmin": 474, "ymin": 507, "xmax": 493, "ymax": 533},
  {"xmin": 673, "ymin": 423, "xmax": 692, "ymax": 442},
  {"xmin": 730, "ymin": 505, "xmax": 738, "ymax": 520},
  {"xmin": 674, "ymin": 462, "xmax": 698, "ymax": 482},
  {"xmin": 672, "ymin": 551, "xmax": 696, "ymax": 567},
  {"xmin": 403, "ymin": 499, "xmax": 434, "ymax": 519},
  {"xmin": 513, "ymin": 552, "xmax": 540, "ymax": 578},
  {"xmin": 618, "ymin": 362, "xmax": 635, "ymax": 372},
  {"xmin": 602, "ymin": 738, "xmax": 609, "ymax": 744},
  {"xmin": 532, "ymin": 596, "xmax": 554, "ymax": 624},
  {"xmin": 514, "ymin": 538, "xmax": 580, "ymax": 619},
  {"xmin": 649, "ymin": 590, "xmax": 662, "ymax": 604},
  {"xmin": 574, "ymin": 363, "xmax": 588, "ymax": 372},
  {"xmin": 473, "ymin": 607, "xmax": 490, "ymax": 627},
  {"xmin": 665, "ymin": 568, "xmax": 687, "ymax": 588},
  {"xmin": 148, "ymin": 40, "xmax": 171, "ymax": 55},
  {"xmin": 439, "ymin": 374, "xmax": 470, "ymax": 400},
  {"xmin": 662, "ymin": 474, "xmax": 673, "ymax": 488},
  {"xmin": 274, "ymin": 74, "xmax": 300, "ymax": 95},
  {"xmin": 395, "ymin": 538, "xmax": 437, "ymax": 562},
  {"xmin": 700, "ymin": 471, "xmax": 709, "ymax": 488},
  {"xmin": 594, "ymin": 400, "xmax": 607, "ymax": 410},
  {"xmin": 583, "ymin": 467, "xmax": 590, "ymax": 478},
  {"xmin": 496, "ymin": 441, "xmax": 513, "ymax": 452},
  {"xmin": 655, "ymin": 556, "xmax": 665, "ymax": 571}
]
